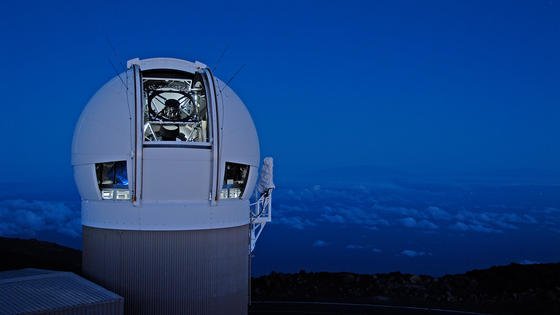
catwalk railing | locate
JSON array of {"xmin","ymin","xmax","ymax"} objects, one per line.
[{"xmin": 249, "ymin": 189, "xmax": 272, "ymax": 252}]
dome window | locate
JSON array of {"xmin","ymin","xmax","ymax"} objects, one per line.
[
  {"xmin": 95, "ymin": 161, "xmax": 130, "ymax": 200},
  {"xmin": 142, "ymin": 71, "xmax": 209, "ymax": 144},
  {"xmin": 220, "ymin": 162, "xmax": 249, "ymax": 199}
]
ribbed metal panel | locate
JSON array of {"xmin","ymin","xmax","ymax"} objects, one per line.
[
  {"xmin": 0, "ymin": 268, "xmax": 51, "ymax": 280},
  {"xmin": 83, "ymin": 225, "xmax": 249, "ymax": 315},
  {"xmin": 0, "ymin": 268, "xmax": 123, "ymax": 315}
]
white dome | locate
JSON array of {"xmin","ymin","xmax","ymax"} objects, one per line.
[{"xmin": 72, "ymin": 58, "xmax": 260, "ymax": 230}]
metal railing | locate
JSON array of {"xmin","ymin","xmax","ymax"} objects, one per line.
[{"xmin": 249, "ymin": 189, "xmax": 272, "ymax": 252}]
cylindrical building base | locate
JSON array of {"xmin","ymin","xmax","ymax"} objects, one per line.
[{"xmin": 82, "ymin": 225, "xmax": 249, "ymax": 315}]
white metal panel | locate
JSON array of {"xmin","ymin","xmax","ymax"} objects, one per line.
[
  {"xmin": 73, "ymin": 164, "xmax": 101, "ymax": 200},
  {"xmin": 202, "ymin": 68, "xmax": 220, "ymax": 203},
  {"xmin": 243, "ymin": 166, "xmax": 258, "ymax": 199},
  {"xmin": 72, "ymin": 75, "xmax": 132, "ymax": 166},
  {"xmin": 72, "ymin": 57, "xmax": 264, "ymax": 231},
  {"xmin": 82, "ymin": 200, "xmax": 141, "ymax": 229},
  {"xmin": 127, "ymin": 57, "xmax": 204, "ymax": 74},
  {"xmin": 141, "ymin": 147, "xmax": 212, "ymax": 201},
  {"xmin": 82, "ymin": 199, "xmax": 249, "ymax": 230},
  {"xmin": 218, "ymin": 81, "xmax": 260, "ymax": 169},
  {"xmin": 132, "ymin": 65, "xmax": 143, "ymax": 204}
]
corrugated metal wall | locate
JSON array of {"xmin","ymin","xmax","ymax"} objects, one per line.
[{"xmin": 83, "ymin": 225, "xmax": 249, "ymax": 315}]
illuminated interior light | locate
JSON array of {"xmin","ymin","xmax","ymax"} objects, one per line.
[
  {"xmin": 101, "ymin": 189, "xmax": 114, "ymax": 200},
  {"xmin": 96, "ymin": 161, "xmax": 129, "ymax": 201},
  {"xmin": 115, "ymin": 190, "xmax": 131, "ymax": 200},
  {"xmin": 221, "ymin": 162, "xmax": 249, "ymax": 199},
  {"xmin": 220, "ymin": 189, "xmax": 229, "ymax": 199},
  {"xmin": 229, "ymin": 188, "xmax": 241, "ymax": 199}
]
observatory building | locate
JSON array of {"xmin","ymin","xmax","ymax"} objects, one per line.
[{"xmin": 72, "ymin": 57, "xmax": 273, "ymax": 314}]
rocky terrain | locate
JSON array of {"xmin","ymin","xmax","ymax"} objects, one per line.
[
  {"xmin": 1, "ymin": 237, "xmax": 559, "ymax": 314},
  {"xmin": 252, "ymin": 265, "xmax": 560, "ymax": 314}
]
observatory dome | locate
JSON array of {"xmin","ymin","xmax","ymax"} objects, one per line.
[{"xmin": 72, "ymin": 58, "xmax": 260, "ymax": 230}]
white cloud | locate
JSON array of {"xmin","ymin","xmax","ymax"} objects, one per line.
[
  {"xmin": 542, "ymin": 207, "xmax": 560, "ymax": 214},
  {"xmin": 321, "ymin": 214, "xmax": 346, "ymax": 224},
  {"xmin": 519, "ymin": 259, "xmax": 540, "ymax": 265},
  {"xmin": 345, "ymin": 244, "xmax": 364, "ymax": 250},
  {"xmin": 399, "ymin": 217, "xmax": 417, "ymax": 228},
  {"xmin": 378, "ymin": 206, "xmax": 421, "ymax": 217},
  {"xmin": 399, "ymin": 217, "xmax": 438, "ymax": 229},
  {"xmin": 274, "ymin": 216, "xmax": 316, "ymax": 230},
  {"xmin": 272, "ymin": 184, "xmax": 551, "ymax": 236},
  {"xmin": 0, "ymin": 199, "xmax": 80, "ymax": 238},
  {"xmin": 450, "ymin": 222, "xmax": 501, "ymax": 233},
  {"xmin": 419, "ymin": 220, "xmax": 438, "ymax": 229},
  {"xmin": 426, "ymin": 206, "xmax": 453, "ymax": 221},
  {"xmin": 400, "ymin": 249, "xmax": 428, "ymax": 257},
  {"xmin": 344, "ymin": 244, "xmax": 382, "ymax": 252},
  {"xmin": 313, "ymin": 240, "xmax": 328, "ymax": 247},
  {"xmin": 522, "ymin": 215, "xmax": 537, "ymax": 224}
]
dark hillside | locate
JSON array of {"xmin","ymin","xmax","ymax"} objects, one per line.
[
  {"xmin": 1, "ymin": 236, "xmax": 558, "ymax": 314},
  {"xmin": 252, "ymin": 265, "xmax": 560, "ymax": 314},
  {"xmin": 0, "ymin": 236, "xmax": 81, "ymax": 274}
]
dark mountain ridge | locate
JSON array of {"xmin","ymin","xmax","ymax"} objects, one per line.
[
  {"xmin": 252, "ymin": 265, "xmax": 560, "ymax": 314},
  {"xmin": 1, "ymin": 236, "xmax": 559, "ymax": 314},
  {"xmin": 0, "ymin": 236, "xmax": 81, "ymax": 274}
]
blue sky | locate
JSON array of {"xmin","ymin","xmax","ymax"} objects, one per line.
[
  {"xmin": 0, "ymin": 0, "xmax": 559, "ymax": 275},
  {"xmin": 1, "ymin": 0, "xmax": 559, "ymax": 183}
]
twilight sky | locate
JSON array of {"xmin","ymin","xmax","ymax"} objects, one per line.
[
  {"xmin": 0, "ymin": 0, "xmax": 559, "ymax": 275},
  {"xmin": 1, "ymin": 0, "xmax": 559, "ymax": 185}
]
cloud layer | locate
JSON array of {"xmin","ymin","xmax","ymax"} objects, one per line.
[
  {"xmin": 0, "ymin": 199, "xmax": 80, "ymax": 238},
  {"xmin": 401, "ymin": 249, "xmax": 429, "ymax": 257},
  {"xmin": 273, "ymin": 183, "xmax": 546, "ymax": 236}
]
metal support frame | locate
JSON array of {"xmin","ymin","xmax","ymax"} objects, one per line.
[{"xmin": 249, "ymin": 190, "xmax": 273, "ymax": 252}]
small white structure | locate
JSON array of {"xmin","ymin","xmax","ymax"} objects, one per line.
[{"xmin": 72, "ymin": 57, "xmax": 272, "ymax": 314}]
